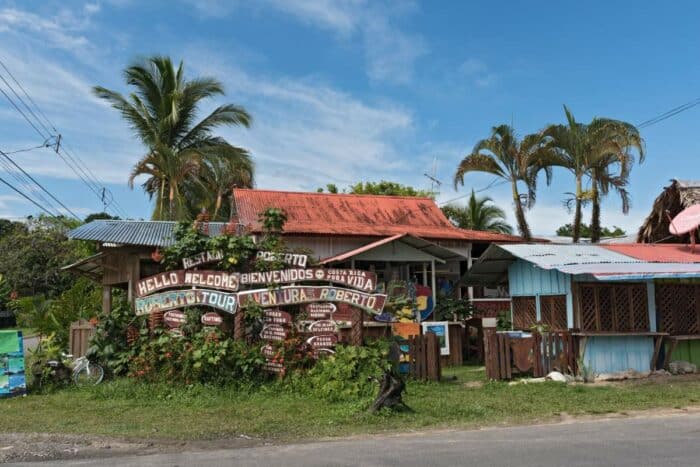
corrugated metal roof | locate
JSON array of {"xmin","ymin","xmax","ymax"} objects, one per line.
[
  {"xmin": 68, "ymin": 220, "xmax": 229, "ymax": 247},
  {"xmin": 319, "ymin": 233, "xmax": 467, "ymax": 265},
  {"xmin": 602, "ymin": 244, "xmax": 700, "ymax": 263},
  {"xmin": 496, "ymin": 244, "xmax": 639, "ymax": 269},
  {"xmin": 232, "ymin": 188, "xmax": 525, "ymax": 242}
]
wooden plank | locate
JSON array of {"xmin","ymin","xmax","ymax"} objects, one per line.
[
  {"xmin": 651, "ymin": 335, "xmax": 663, "ymax": 370},
  {"xmin": 663, "ymin": 338, "xmax": 679, "ymax": 370},
  {"xmin": 504, "ymin": 334, "xmax": 512, "ymax": 380}
]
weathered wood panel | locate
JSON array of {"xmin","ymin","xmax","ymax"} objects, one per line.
[{"xmin": 69, "ymin": 320, "xmax": 95, "ymax": 358}]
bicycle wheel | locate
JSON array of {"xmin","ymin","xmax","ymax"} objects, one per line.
[{"xmin": 73, "ymin": 363, "xmax": 104, "ymax": 386}]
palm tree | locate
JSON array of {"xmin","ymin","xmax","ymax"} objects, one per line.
[
  {"xmin": 93, "ymin": 56, "xmax": 252, "ymax": 220},
  {"xmin": 442, "ymin": 190, "xmax": 513, "ymax": 234},
  {"xmin": 544, "ymin": 106, "xmax": 644, "ymax": 242},
  {"xmin": 454, "ymin": 125, "xmax": 554, "ymax": 240}
]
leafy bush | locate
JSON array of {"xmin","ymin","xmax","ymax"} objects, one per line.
[
  {"xmin": 87, "ymin": 294, "xmax": 141, "ymax": 376},
  {"xmin": 302, "ymin": 340, "xmax": 392, "ymax": 402}
]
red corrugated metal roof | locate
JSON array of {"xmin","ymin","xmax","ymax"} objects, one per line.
[
  {"xmin": 232, "ymin": 189, "xmax": 524, "ymax": 242},
  {"xmin": 602, "ymin": 244, "xmax": 700, "ymax": 263}
]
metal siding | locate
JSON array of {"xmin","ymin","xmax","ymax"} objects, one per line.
[
  {"xmin": 583, "ymin": 336, "xmax": 654, "ymax": 373},
  {"xmin": 669, "ymin": 340, "xmax": 700, "ymax": 367},
  {"xmin": 508, "ymin": 260, "xmax": 571, "ymax": 296},
  {"xmin": 646, "ymin": 281, "xmax": 657, "ymax": 332}
]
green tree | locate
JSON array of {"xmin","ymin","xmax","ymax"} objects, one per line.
[
  {"xmin": 454, "ymin": 125, "xmax": 554, "ymax": 240},
  {"xmin": 544, "ymin": 106, "xmax": 644, "ymax": 243},
  {"xmin": 93, "ymin": 56, "xmax": 253, "ymax": 220},
  {"xmin": 348, "ymin": 181, "xmax": 433, "ymax": 197},
  {"xmin": 84, "ymin": 212, "xmax": 120, "ymax": 223},
  {"xmin": 556, "ymin": 223, "xmax": 626, "ymax": 238},
  {"xmin": 442, "ymin": 190, "xmax": 513, "ymax": 234}
]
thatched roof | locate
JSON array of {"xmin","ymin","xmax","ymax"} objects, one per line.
[{"xmin": 637, "ymin": 179, "xmax": 700, "ymax": 243}]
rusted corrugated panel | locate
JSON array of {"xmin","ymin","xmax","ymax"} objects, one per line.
[
  {"xmin": 68, "ymin": 220, "xmax": 228, "ymax": 247},
  {"xmin": 232, "ymin": 189, "xmax": 523, "ymax": 242},
  {"xmin": 602, "ymin": 244, "xmax": 700, "ymax": 263},
  {"xmin": 498, "ymin": 244, "xmax": 639, "ymax": 269}
]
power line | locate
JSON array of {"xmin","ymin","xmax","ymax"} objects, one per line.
[
  {"xmin": 0, "ymin": 175, "xmax": 65, "ymax": 220},
  {"xmin": 0, "ymin": 148, "xmax": 81, "ymax": 220},
  {"xmin": 439, "ymin": 178, "xmax": 508, "ymax": 206},
  {"xmin": 637, "ymin": 97, "xmax": 700, "ymax": 129},
  {"xmin": 0, "ymin": 84, "xmax": 48, "ymax": 140},
  {"xmin": 0, "ymin": 58, "xmax": 58, "ymax": 134}
]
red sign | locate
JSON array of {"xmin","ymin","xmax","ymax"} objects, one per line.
[
  {"xmin": 136, "ymin": 270, "xmax": 240, "ymax": 297},
  {"xmin": 261, "ymin": 344, "xmax": 277, "ymax": 359},
  {"xmin": 308, "ymin": 320, "xmax": 337, "ymax": 334},
  {"xmin": 263, "ymin": 361, "xmax": 285, "ymax": 373},
  {"xmin": 240, "ymin": 268, "xmax": 376, "ymax": 292},
  {"xmin": 306, "ymin": 302, "xmax": 336, "ymax": 319},
  {"xmin": 307, "ymin": 334, "xmax": 338, "ymax": 349},
  {"xmin": 263, "ymin": 309, "xmax": 292, "ymax": 325},
  {"xmin": 163, "ymin": 310, "xmax": 187, "ymax": 328},
  {"xmin": 260, "ymin": 324, "xmax": 288, "ymax": 341},
  {"xmin": 238, "ymin": 286, "xmax": 386, "ymax": 314},
  {"xmin": 201, "ymin": 312, "xmax": 223, "ymax": 326}
]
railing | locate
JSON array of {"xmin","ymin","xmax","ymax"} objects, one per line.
[{"xmin": 407, "ymin": 332, "xmax": 442, "ymax": 381}]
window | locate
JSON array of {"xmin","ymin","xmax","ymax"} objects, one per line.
[
  {"xmin": 577, "ymin": 283, "xmax": 649, "ymax": 332},
  {"xmin": 656, "ymin": 284, "xmax": 700, "ymax": 335},
  {"xmin": 540, "ymin": 295, "xmax": 568, "ymax": 330},
  {"xmin": 512, "ymin": 296, "xmax": 537, "ymax": 330}
]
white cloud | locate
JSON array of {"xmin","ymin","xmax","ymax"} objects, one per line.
[
  {"xmin": 459, "ymin": 58, "xmax": 497, "ymax": 88},
  {"xmin": 0, "ymin": 7, "xmax": 95, "ymax": 54}
]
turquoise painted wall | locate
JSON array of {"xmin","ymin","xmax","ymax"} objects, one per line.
[
  {"xmin": 508, "ymin": 260, "xmax": 570, "ymax": 296},
  {"xmin": 583, "ymin": 336, "xmax": 654, "ymax": 374},
  {"xmin": 668, "ymin": 340, "xmax": 700, "ymax": 366}
]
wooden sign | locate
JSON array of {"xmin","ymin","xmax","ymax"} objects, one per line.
[
  {"xmin": 305, "ymin": 302, "xmax": 336, "ymax": 319},
  {"xmin": 240, "ymin": 268, "xmax": 376, "ymax": 292},
  {"xmin": 135, "ymin": 289, "xmax": 237, "ymax": 316},
  {"xmin": 169, "ymin": 328, "xmax": 184, "ymax": 338},
  {"xmin": 201, "ymin": 312, "xmax": 223, "ymax": 326},
  {"xmin": 260, "ymin": 324, "xmax": 288, "ymax": 341},
  {"xmin": 238, "ymin": 286, "xmax": 387, "ymax": 314},
  {"xmin": 261, "ymin": 344, "xmax": 276, "ymax": 359},
  {"xmin": 256, "ymin": 250, "xmax": 307, "ymax": 268},
  {"xmin": 182, "ymin": 251, "xmax": 224, "ymax": 269},
  {"xmin": 391, "ymin": 322, "xmax": 420, "ymax": 340},
  {"xmin": 136, "ymin": 270, "xmax": 240, "ymax": 297},
  {"xmin": 263, "ymin": 361, "xmax": 284, "ymax": 373},
  {"xmin": 163, "ymin": 310, "xmax": 187, "ymax": 328},
  {"xmin": 308, "ymin": 320, "xmax": 337, "ymax": 334},
  {"xmin": 263, "ymin": 309, "xmax": 292, "ymax": 325},
  {"xmin": 307, "ymin": 334, "xmax": 338, "ymax": 349}
]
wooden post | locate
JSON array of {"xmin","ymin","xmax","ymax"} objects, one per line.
[
  {"xmin": 102, "ymin": 285, "xmax": 112, "ymax": 315},
  {"xmin": 425, "ymin": 332, "xmax": 441, "ymax": 381},
  {"xmin": 350, "ymin": 307, "xmax": 364, "ymax": 346},
  {"xmin": 234, "ymin": 310, "xmax": 245, "ymax": 341},
  {"xmin": 430, "ymin": 259, "xmax": 437, "ymax": 307}
]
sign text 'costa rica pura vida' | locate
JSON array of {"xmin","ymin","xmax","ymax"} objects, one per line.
[
  {"xmin": 135, "ymin": 289, "xmax": 237, "ymax": 316},
  {"xmin": 238, "ymin": 286, "xmax": 387, "ymax": 314},
  {"xmin": 136, "ymin": 270, "xmax": 240, "ymax": 297}
]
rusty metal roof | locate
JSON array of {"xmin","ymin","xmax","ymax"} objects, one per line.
[
  {"xmin": 68, "ymin": 220, "xmax": 229, "ymax": 247},
  {"xmin": 602, "ymin": 244, "xmax": 700, "ymax": 263},
  {"xmin": 232, "ymin": 189, "xmax": 523, "ymax": 242}
]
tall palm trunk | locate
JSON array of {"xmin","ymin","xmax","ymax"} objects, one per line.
[
  {"xmin": 590, "ymin": 173, "xmax": 601, "ymax": 243},
  {"xmin": 212, "ymin": 192, "xmax": 223, "ymax": 220},
  {"xmin": 169, "ymin": 183, "xmax": 175, "ymax": 221},
  {"xmin": 572, "ymin": 174, "xmax": 583, "ymax": 243},
  {"xmin": 511, "ymin": 179, "xmax": 531, "ymax": 240},
  {"xmin": 158, "ymin": 180, "xmax": 166, "ymax": 220}
]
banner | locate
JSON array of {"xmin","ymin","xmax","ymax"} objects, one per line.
[
  {"xmin": 136, "ymin": 270, "xmax": 240, "ymax": 297},
  {"xmin": 238, "ymin": 286, "xmax": 386, "ymax": 314},
  {"xmin": 240, "ymin": 268, "xmax": 376, "ymax": 292},
  {"xmin": 0, "ymin": 330, "xmax": 25, "ymax": 398},
  {"xmin": 135, "ymin": 289, "xmax": 238, "ymax": 315}
]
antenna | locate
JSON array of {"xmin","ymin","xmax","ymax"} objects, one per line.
[{"xmin": 423, "ymin": 157, "xmax": 442, "ymax": 197}]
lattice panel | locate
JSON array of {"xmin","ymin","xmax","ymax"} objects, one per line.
[
  {"xmin": 656, "ymin": 284, "xmax": 699, "ymax": 335},
  {"xmin": 579, "ymin": 286, "xmax": 598, "ymax": 331},
  {"xmin": 512, "ymin": 296, "xmax": 537, "ymax": 330},
  {"xmin": 540, "ymin": 295, "xmax": 568, "ymax": 330},
  {"xmin": 578, "ymin": 283, "xmax": 648, "ymax": 332}
]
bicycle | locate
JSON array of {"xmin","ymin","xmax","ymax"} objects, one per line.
[{"xmin": 48, "ymin": 353, "xmax": 104, "ymax": 386}]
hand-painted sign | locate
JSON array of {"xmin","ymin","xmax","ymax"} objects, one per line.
[
  {"xmin": 260, "ymin": 324, "xmax": 288, "ymax": 341},
  {"xmin": 263, "ymin": 361, "xmax": 285, "ymax": 373},
  {"xmin": 135, "ymin": 289, "xmax": 237, "ymax": 316},
  {"xmin": 201, "ymin": 312, "xmax": 223, "ymax": 326},
  {"xmin": 169, "ymin": 328, "xmax": 184, "ymax": 338},
  {"xmin": 136, "ymin": 270, "xmax": 240, "ymax": 297},
  {"xmin": 305, "ymin": 302, "xmax": 336, "ymax": 319},
  {"xmin": 308, "ymin": 320, "xmax": 337, "ymax": 334},
  {"xmin": 307, "ymin": 334, "xmax": 338, "ymax": 349},
  {"xmin": 263, "ymin": 309, "xmax": 292, "ymax": 325},
  {"xmin": 261, "ymin": 344, "xmax": 277, "ymax": 359},
  {"xmin": 163, "ymin": 310, "xmax": 187, "ymax": 328},
  {"xmin": 238, "ymin": 286, "xmax": 387, "ymax": 314},
  {"xmin": 240, "ymin": 268, "xmax": 375, "ymax": 292},
  {"xmin": 256, "ymin": 250, "xmax": 307, "ymax": 268},
  {"xmin": 182, "ymin": 251, "xmax": 224, "ymax": 269}
]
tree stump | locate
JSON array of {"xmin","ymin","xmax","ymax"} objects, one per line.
[{"xmin": 370, "ymin": 369, "xmax": 411, "ymax": 413}]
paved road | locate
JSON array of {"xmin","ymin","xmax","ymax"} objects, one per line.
[{"xmin": 10, "ymin": 412, "xmax": 700, "ymax": 466}]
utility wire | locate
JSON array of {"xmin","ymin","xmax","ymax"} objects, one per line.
[
  {"xmin": 0, "ymin": 148, "xmax": 81, "ymax": 220},
  {"xmin": 0, "ymin": 59, "xmax": 58, "ymax": 134},
  {"xmin": 439, "ymin": 179, "xmax": 508, "ymax": 206},
  {"xmin": 0, "ymin": 85, "xmax": 48, "ymax": 140},
  {"xmin": 0, "ymin": 175, "xmax": 65, "ymax": 220},
  {"xmin": 637, "ymin": 97, "xmax": 700, "ymax": 129}
]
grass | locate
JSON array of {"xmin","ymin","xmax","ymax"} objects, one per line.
[{"xmin": 2, "ymin": 366, "xmax": 700, "ymax": 441}]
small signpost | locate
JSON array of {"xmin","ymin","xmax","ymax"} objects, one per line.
[
  {"xmin": 305, "ymin": 302, "xmax": 336, "ymax": 319},
  {"xmin": 201, "ymin": 312, "xmax": 223, "ymax": 327},
  {"xmin": 308, "ymin": 319, "xmax": 338, "ymax": 334},
  {"xmin": 163, "ymin": 310, "xmax": 187, "ymax": 328},
  {"xmin": 262, "ymin": 309, "xmax": 292, "ymax": 325},
  {"xmin": 260, "ymin": 324, "xmax": 288, "ymax": 341}
]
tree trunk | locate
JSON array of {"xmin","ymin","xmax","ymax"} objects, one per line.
[
  {"xmin": 158, "ymin": 180, "xmax": 166, "ymax": 220},
  {"xmin": 212, "ymin": 192, "xmax": 223, "ymax": 220},
  {"xmin": 168, "ymin": 184, "xmax": 175, "ymax": 221},
  {"xmin": 512, "ymin": 180, "xmax": 531, "ymax": 241},
  {"xmin": 572, "ymin": 175, "xmax": 583, "ymax": 243},
  {"xmin": 590, "ymin": 176, "xmax": 601, "ymax": 243}
]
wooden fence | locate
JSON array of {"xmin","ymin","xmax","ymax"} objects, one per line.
[
  {"xmin": 69, "ymin": 319, "xmax": 95, "ymax": 358},
  {"xmin": 407, "ymin": 332, "xmax": 442, "ymax": 381},
  {"xmin": 484, "ymin": 330, "xmax": 577, "ymax": 380}
]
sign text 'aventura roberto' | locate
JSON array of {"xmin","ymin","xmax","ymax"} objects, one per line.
[
  {"xmin": 136, "ymin": 270, "xmax": 240, "ymax": 297},
  {"xmin": 135, "ymin": 289, "xmax": 237, "ymax": 316},
  {"xmin": 238, "ymin": 286, "xmax": 387, "ymax": 314}
]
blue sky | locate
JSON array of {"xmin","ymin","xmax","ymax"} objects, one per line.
[{"xmin": 1, "ymin": 1, "xmax": 699, "ymax": 235}]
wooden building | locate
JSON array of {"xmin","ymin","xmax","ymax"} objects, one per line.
[{"xmin": 466, "ymin": 243, "xmax": 700, "ymax": 374}]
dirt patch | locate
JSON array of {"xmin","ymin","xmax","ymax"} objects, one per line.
[{"xmin": 0, "ymin": 432, "xmax": 266, "ymax": 464}]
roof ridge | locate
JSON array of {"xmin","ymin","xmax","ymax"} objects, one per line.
[{"xmin": 233, "ymin": 188, "xmax": 436, "ymax": 201}]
